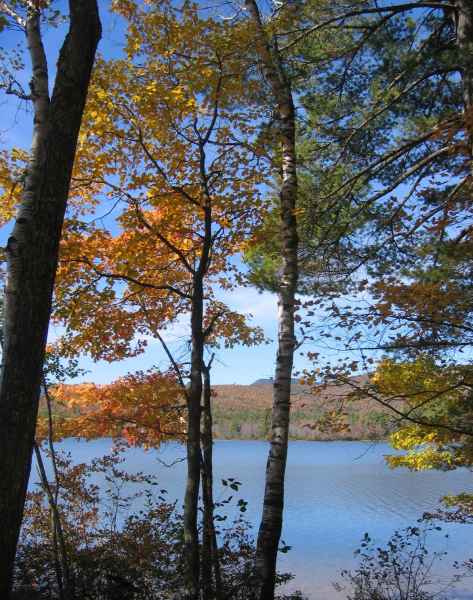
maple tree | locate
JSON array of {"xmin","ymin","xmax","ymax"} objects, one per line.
[
  {"xmin": 358, "ymin": 356, "xmax": 473, "ymax": 527},
  {"xmin": 45, "ymin": 2, "xmax": 267, "ymax": 597},
  {"xmin": 38, "ymin": 373, "xmax": 186, "ymax": 448}
]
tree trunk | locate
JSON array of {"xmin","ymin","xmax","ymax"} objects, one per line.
[
  {"xmin": 244, "ymin": 2, "xmax": 299, "ymax": 599},
  {"xmin": 455, "ymin": 0, "xmax": 473, "ymax": 112},
  {"xmin": 180, "ymin": 149, "xmax": 213, "ymax": 598},
  {"xmin": 200, "ymin": 366, "xmax": 213, "ymax": 600},
  {"xmin": 33, "ymin": 443, "xmax": 70, "ymax": 600},
  {"xmin": 0, "ymin": 3, "xmax": 101, "ymax": 596},
  {"xmin": 183, "ymin": 276, "xmax": 204, "ymax": 599},
  {"xmin": 43, "ymin": 379, "xmax": 71, "ymax": 599},
  {"xmin": 201, "ymin": 359, "xmax": 222, "ymax": 600},
  {"xmin": 455, "ymin": 0, "xmax": 473, "ymax": 168}
]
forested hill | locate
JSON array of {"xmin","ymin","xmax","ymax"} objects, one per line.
[
  {"xmin": 43, "ymin": 377, "xmax": 394, "ymax": 442},
  {"xmin": 212, "ymin": 377, "xmax": 393, "ymax": 441},
  {"xmin": 251, "ymin": 378, "xmax": 300, "ymax": 385}
]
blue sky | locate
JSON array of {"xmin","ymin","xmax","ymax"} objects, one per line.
[
  {"xmin": 0, "ymin": 1, "xmax": 322, "ymax": 386},
  {"xmin": 47, "ymin": 287, "xmax": 285, "ymax": 385}
]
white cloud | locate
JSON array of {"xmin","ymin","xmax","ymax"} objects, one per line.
[{"xmin": 217, "ymin": 286, "xmax": 277, "ymax": 322}]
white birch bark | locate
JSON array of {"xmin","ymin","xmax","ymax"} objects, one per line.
[{"xmin": 244, "ymin": 2, "xmax": 299, "ymax": 598}]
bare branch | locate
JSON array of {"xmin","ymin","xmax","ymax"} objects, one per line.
[{"xmin": 64, "ymin": 257, "xmax": 192, "ymax": 300}]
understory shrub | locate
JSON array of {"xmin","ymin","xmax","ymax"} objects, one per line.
[
  {"xmin": 14, "ymin": 448, "xmax": 303, "ymax": 600},
  {"xmin": 337, "ymin": 524, "xmax": 464, "ymax": 600}
]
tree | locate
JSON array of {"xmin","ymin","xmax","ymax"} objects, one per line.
[
  {"xmin": 242, "ymin": 2, "xmax": 299, "ymax": 599},
  {"xmin": 288, "ymin": 0, "xmax": 471, "ymax": 300},
  {"xmin": 0, "ymin": 1, "xmax": 101, "ymax": 595},
  {"xmin": 50, "ymin": 2, "xmax": 265, "ymax": 596},
  {"xmin": 40, "ymin": 372, "xmax": 186, "ymax": 447},
  {"xmin": 370, "ymin": 357, "xmax": 473, "ymax": 519},
  {"xmin": 236, "ymin": 0, "xmax": 473, "ymax": 545},
  {"xmin": 241, "ymin": 3, "xmax": 372, "ymax": 595},
  {"xmin": 293, "ymin": 0, "xmax": 473, "ymax": 417}
]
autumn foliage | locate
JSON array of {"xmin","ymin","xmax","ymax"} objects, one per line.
[{"xmin": 37, "ymin": 372, "xmax": 186, "ymax": 448}]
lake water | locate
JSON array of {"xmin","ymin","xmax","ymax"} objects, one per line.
[{"xmin": 42, "ymin": 439, "xmax": 473, "ymax": 599}]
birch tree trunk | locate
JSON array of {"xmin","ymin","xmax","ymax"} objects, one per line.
[
  {"xmin": 0, "ymin": 2, "xmax": 101, "ymax": 595},
  {"xmin": 244, "ymin": 2, "xmax": 299, "ymax": 598}
]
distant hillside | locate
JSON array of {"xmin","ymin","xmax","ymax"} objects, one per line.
[
  {"xmin": 42, "ymin": 376, "xmax": 396, "ymax": 442},
  {"xmin": 251, "ymin": 378, "xmax": 299, "ymax": 385},
  {"xmin": 212, "ymin": 377, "xmax": 395, "ymax": 441}
]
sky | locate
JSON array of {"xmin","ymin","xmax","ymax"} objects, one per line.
[
  {"xmin": 0, "ymin": 1, "xmax": 322, "ymax": 386},
  {"xmin": 47, "ymin": 287, "xmax": 285, "ymax": 385}
]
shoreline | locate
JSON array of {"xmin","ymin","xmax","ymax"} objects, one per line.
[{"xmin": 212, "ymin": 436, "xmax": 387, "ymax": 443}]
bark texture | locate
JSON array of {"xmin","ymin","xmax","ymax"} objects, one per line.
[
  {"xmin": 183, "ymin": 277, "xmax": 204, "ymax": 599},
  {"xmin": 455, "ymin": 0, "xmax": 473, "ymax": 170},
  {"xmin": 33, "ymin": 443, "xmax": 70, "ymax": 600},
  {"xmin": 0, "ymin": 3, "xmax": 101, "ymax": 596},
  {"xmin": 183, "ymin": 197, "xmax": 212, "ymax": 598},
  {"xmin": 455, "ymin": 0, "xmax": 473, "ymax": 113},
  {"xmin": 244, "ymin": 2, "xmax": 299, "ymax": 599},
  {"xmin": 201, "ymin": 359, "xmax": 222, "ymax": 600}
]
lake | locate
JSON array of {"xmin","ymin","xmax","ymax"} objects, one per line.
[{"xmin": 41, "ymin": 439, "xmax": 473, "ymax": 599}]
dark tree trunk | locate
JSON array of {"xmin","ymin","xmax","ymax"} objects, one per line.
[
  {"xmin": 244, "ymin": 2, "xmax": 299, "ymax": 599},
  {"xmin": 33, "ymin": 443, "xmax": 70, "ymax": 600},
  {"xmin": 200, "ymin": 365, "xmax": 213, "ymax": 600},
  {"xmin": 181, "ymin": 146, "xmax": 213, "ymax": 597},
  {"xmin": 201, "ymin": 359, "xmax": 222, "ymax": 600},
  {"xmin": 0, "ymin": 2, "xmax": 101, "ymax": 596},
  {"xmin": 455, "ymin": 0, "xmax": 473, "ymax": 112},
  {"xmin": 183, "ymin": 276, "xmax": 204, "ymax": 600},
  {"xmin": 455, "ymin": 0, "xmax": 473, "ymax": 167}
]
